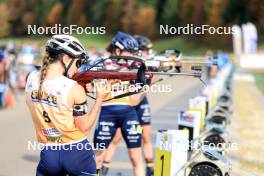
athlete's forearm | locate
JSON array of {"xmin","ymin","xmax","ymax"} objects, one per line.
[{"xmin": 84, "ymin": 98, "xmax": 103, "ymax": 134}]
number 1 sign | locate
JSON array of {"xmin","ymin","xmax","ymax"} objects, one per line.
[{"xmin": 154, "ymin": 130, "xmax": 189, "ymax": 176}]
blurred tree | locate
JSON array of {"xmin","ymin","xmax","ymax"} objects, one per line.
[
  {"xmin": 178, "ymin": 0, "xmax": 193, "ymax": 25},
  {"xmin": 0, "ymin": 0, "xmax": 263, "ymax": 43},
  {"xmin": 140, "ymin": 0, "xmax": 157, "ymax": 7},
  {"xmin": 21, "ymin": 11, "xmax": 35, "ymax": 28},
  {"xmin": 0, "ymin": 3, "xmax": 10, "ymax": 37},
  {"xmin": 7, "ymin": 0, "xmax": 37, "ymax": 35},
  {"xmin": 89, "ymin": 0, "xmax": 108, "ymax": 26},
  {"xmin": 223, "ymin": 0, "xmax": 249, "ymax": 25},
  {"xmin": 172, "ymin": 0, "xmax": 205, "ymax": 26},
  {"xmin": 120, "ymin": 0, "xmax": 138, "ymax": 33},
  {"xmin": 223, "ymin": 0, "xmax": 264, "ymax": 36},
  {"xmin": 159, "ymin": 0, "xmax": 180, "ymax": 26},
  {"xmin": 61, "ymin": 0, "xmax": 71, "ymax": 21},
  {"xmin": 155, "ymin": 0, "xmax": 167, "ymax": 25},
  {"xmin": 192, "ymin": 0, "xmax": 205, "ymax": 25},
  {"xmin": 133, "ymin": 6, "xmax": 156, "ymax": 36},
  {"xmin": 207, "ymin": 0, "xmax": 229, "ymax": 44},
  {"xmin": 259, "ymin": 1, "xmax": 264, "ymax": 33},
  {"xmin": 104, "ymin": 0, "xmax": 123, "ymax": 32},
  {"xmin": 249, "ymin": 0, "xmax": 264, "ymax": 40},
  {"xmin": 208, "ymin": 0, "xmax": 226, "ymax": 26},
  {"xmin": 248, "ymin": 0, "xmax": 261, "ymax": 22},
  {"xmin": 67, "ymin": 0, "xmax": 86, "ymax": 26},
  {"xmin": 247, "ymin": 0, "xmax": 264, "ymax": 36},
  {"xmin": 47, "ymin": 2, "xmax": 64, "ymax": 26},
  {"xmin": 34, "ymin": 0, "xmax": 57, "ymax": 25}
]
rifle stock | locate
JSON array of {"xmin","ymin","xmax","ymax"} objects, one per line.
[{"xmin": 72, "ymin": 71, "xmax": 139, "ymax": 88}]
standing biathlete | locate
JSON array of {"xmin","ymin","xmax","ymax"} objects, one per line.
[
  {"xmin": 93, "ymin": 32, "xmax": 144, "ymax": 176},
  {"xmin": 102, "ymin": 35, "xmax": 154, "ymax": 176},
  {"xmin": 25, "ymin": 35, "xmax": 110, "ymax": 176}
]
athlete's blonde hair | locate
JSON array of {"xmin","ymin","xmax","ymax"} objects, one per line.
[{"xmin": 38, "ymin": 53, "xmax": 58, "ymax": 99}]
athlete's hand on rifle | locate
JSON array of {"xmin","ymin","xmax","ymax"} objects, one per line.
[
  {"xmin": 94, "ymin": 79, "xmax": 111, "ymax": 100},
  {"xmin": 85, "ymin": 79, "xmax": 120, "ymax": 92},
  {"xmin": 108, "ymin": 79, "xmax": 120, "ymax": 85},
  {"xmin": 93, "ymin": 79, "xmax": 117, "ymax": 100}
]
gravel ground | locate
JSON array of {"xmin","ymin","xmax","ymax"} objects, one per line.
[{"xmin": 229, "ymin": 73, "xmax": 264, "ymax": 176}]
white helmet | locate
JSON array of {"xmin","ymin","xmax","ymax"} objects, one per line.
[{"xmin": 46, "ymin": 34, "xmax": 86, "ymax": 58}]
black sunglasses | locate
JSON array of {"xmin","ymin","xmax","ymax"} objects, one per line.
[
  {"xmin": 75, "ymin": 52, "xmax": 89, "ymax": 68},
  {"xmin": 76, "ymin": 58, "xmax": 89, "ymax": 68}
]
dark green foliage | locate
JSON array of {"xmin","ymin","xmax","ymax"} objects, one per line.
[{"xmin": 0, "ymin": 0, "xmax": 264, "ymax": 45}]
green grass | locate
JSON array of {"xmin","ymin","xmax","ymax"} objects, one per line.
[
  {"xmin": 1, "ymin": 34, "xmax": 229, "ymax": 55},
  {"xmin": 2, "ymin": 34, "xmax": 264, "ymax": 62},
  {"xmin": 153, "ymin": 37, "xmax": 209, "ymax": 55},
  {"xmin": 74, "ymin": 34, "xmax": 113, "ymax": 49},
  {"xmin": 0, "ymin": 34, "xmax": 113, "ymax": 49},
  {"xmin": 259, "ymin": 44, "xmax": 264, "ymax": 52},
  {"xmin": 255, "ymin": 74, "xmax": 264, "ymax": 94}
]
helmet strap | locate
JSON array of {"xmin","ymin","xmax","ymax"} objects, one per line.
[{"xmin": 60, "ymin": 59, "xmax": 75, "ymax": 77}]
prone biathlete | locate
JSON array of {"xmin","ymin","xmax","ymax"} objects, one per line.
[
  {"xmin": 25, "ymin": 35, "xmax": 110, "ymax": 176},
  {"xmin": 93, "ymin": 32, "xmax": 144, "ymax": 176},
  {"xmin": 102, "ymin": 35, "xmax": 154, "ymax": 176}
]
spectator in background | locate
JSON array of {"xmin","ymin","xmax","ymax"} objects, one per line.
[
  {"xmin": 6, "ymin": 47, "xmax": 19, "ymax": 89},
  {"xmin": 0, "ymin": 47, "xmax": 6, "ymax": 83},
  {"xmin": 0, "ymin": 46, "xmax": 14, "ymax": 109},
  {"xmin": 205, "ymin": 50, "xmax": 213, "ymax": 80},
  {"xmin": 19, "ymin": 44, "xmax": 35, "ymax": 89},
  {"xmin": 22, "ymin": 45, "xmax": 34, "ymax": 66},
  {"xmin": 217, "ymin": 50, "xmax": 229, "ymax": 69}
]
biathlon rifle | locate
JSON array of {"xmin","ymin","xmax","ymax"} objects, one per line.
[{"xmin": 72, "ymin": 55, "xmax": 204, "ymax": 100}]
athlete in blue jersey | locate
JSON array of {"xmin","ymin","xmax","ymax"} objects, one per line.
[
  {"xmin": 102, "ymin": 35, "xmax": 154, "ymax": 176},
  {"xmin": 93, "ymin": 32, "xmax": 144, "ymax": 176}
]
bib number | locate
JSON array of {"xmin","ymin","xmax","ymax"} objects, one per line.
[{"xmin": 42, "ymin": 111, "xmax": 51, "ymax": 123}]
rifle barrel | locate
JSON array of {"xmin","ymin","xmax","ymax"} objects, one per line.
[{"xmin": 147, "ymin": 71, "xmax": 201, "ymax": 77}]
